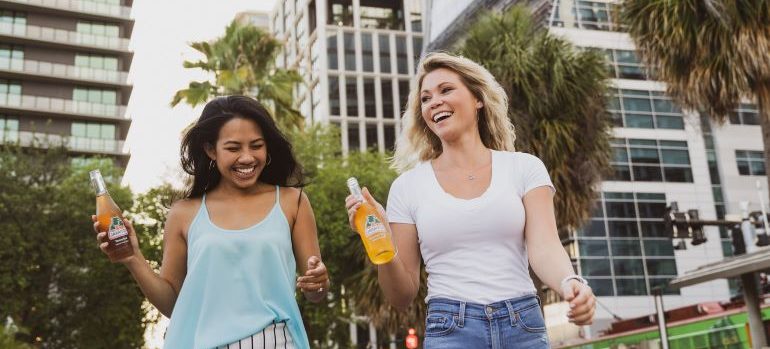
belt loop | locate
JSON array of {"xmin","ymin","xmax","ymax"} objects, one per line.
[
  {"xmin": 458, "ymin": 301, "xmax": 466, "ymax": 328},
  {"xmin": 504, "ymin": 300, "xmax": 516, "ymax": 327}
]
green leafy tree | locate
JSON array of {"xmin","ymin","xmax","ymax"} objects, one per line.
[
  {"xmin": 0, "ymin": 145, "xmax": 145, "ymax": 348},
  {"xmin": 621, "ymin": 0, "xmax": 770, "ymax": 192},
  {"xmin": 290, "ymin": 125, "xmax": 421, "ymax": 347},
  {"xmin": 171, "ymin": 20, "xmax": 304, "ymax": 130},
  {"xmin": 459, "ymin": 6, "xmax": 612, "ymax": 232}
]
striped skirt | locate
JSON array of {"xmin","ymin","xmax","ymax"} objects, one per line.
[{"xmin": 215, "ymin": 322, "xmax": 294, "ymax": 349}]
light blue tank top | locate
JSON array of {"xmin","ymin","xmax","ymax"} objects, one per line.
[{"xmin": 163, "ymin": 187, "xmax": 309, "ymax": 349}]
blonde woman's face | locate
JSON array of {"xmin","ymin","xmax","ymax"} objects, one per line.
[{"xmin": 419, "ymin": 68, "xmax": 482, "ymax": 143}]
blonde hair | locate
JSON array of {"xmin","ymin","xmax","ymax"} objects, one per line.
[{"xmin": 391, "ymin": 52, "xmax": 515, "ymax": 173}]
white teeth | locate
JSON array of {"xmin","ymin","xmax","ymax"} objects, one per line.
[
  {"xmin": 234, "ymin": 167, "xmax": 255, "ymax": 174},
  {"xmin": 433, "ymin": 111, "xmax": 452, "ymax": 123}
]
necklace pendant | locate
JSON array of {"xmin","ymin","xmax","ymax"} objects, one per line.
[{"xmin": 467, "ymin": 174, "xmax": 475, "ymax": 180}]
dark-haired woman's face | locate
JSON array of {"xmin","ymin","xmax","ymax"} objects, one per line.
[{"xmin": 205, "ymin": 117, "xmax": 268, "ymax": 190}]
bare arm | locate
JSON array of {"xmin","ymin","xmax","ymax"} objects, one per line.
[
  {"xmin": 290, "ymin": 189, "xmax": 329, "ymax": 303},
  {"xmin": 95, "ymin": 202, "xmax": 189, "ymax": 317},
  {"xmin": 524, "ymin": 186, "xmax": 595, "ymax": 324},
  {"xmin": 346, "ymin": 188, "xmax": 421, "ymax": 310}
]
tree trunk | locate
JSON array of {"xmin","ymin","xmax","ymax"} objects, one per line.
[{"xmin": 756, "ymin": 83, "xmax": 770, "ymax": 198}]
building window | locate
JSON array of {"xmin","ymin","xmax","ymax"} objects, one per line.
[
  {"xmin": 363, "ymin": 78, "xmax": 376, "ymax": 117},
  {"xmin": 75, "ymin": 54, "xmax": 118, "ymax": 70},
  {"xmin": 0, "ymin": 116, "xmax": 19, "ymax": 142},
  {"xmin": 361, "ymin": 32, "xmax": 374, "ymax": 72},
  {"xmin": 729, "ymin": 103, "xmax": 759, "ymax": 125},
  {"xmin": 71, "ymin": 121, "xmax": 116, "ymax": 152},
  {"xmin": 610, "ymin": 138, "xmax": 693, "ymax": 182},
  {"xmin": 413, "ymin": 36, "xmax": 423, "ymax": 67},
  {"xmin": 384, "ymin": 124, "xmax": 396, "ymax": 150},
  {"xmin": 579, "ymin": 192, "xmax": 679, "ymax": 296},
  {"xmin": 736, "ymin": 150, "xmax": 766, "ymax": 176},
  {"xmin": 359, "ymin": 0, "xmax": 404, "ymax": 30},
  {"xmin": 327, "ymin": 32, "xmax": 338, "ymax": 70},
  {"xmin": 73, "ymin": 87, "xmax": 117, "ymax": 104},
  {"xmin": 343, "ymin": 32, "xmax": 355, "ymax": 71},
  {"xmin": 328, "ymin": 75, "xmax": 340, "ymax": 116},
  {"xmin": 328, "ymin": 0, "xmax": 353, "ymax": 27},
  {"xmin": 345, "ymin": 76, "xmax": 358, "ymax": 117},
  {"xmin": 572, "ymin": 0, "xmax": 622, "ymax": 31},
  {"xmin": 0, "ymin": 80, "xmax": 22, "ymax": 103},
  {"xmin": 83, "ymin": 0, "xmax": 121, "ymax": 5},
  {"xmin": 408, "ymin": 0, "xmax": 422, "ymax": 32},
  {"xmin": 398, "ymin": 80, "xmax": 410, "ymax": 116},
  {"xmin": 604, "ymin": 49, "xmax": 649, "ymax": 80},
  {"xmin": 77, "ymin": 21, "xmax": 120, "ymax": 37},
  {"xmin": 608, "ymin": 89, "xmax": 684, "ymax": 130},
  {"xmin": 0, "ymin": 44, "xmax": 23, "ymax": 70},
  {"xmin": 381, "ymin": 79, "xmax": 394, "ymax": 119},
  {"xmin": 0, "ymin": 10, "xmax": 26, "ymax": 28},
  {"xmin": 378, "ymin": 34, "xmax": 391, "ymax": 73},
  {"xmin": 365, "ymin": 122, "xmax": 378, "ymax": 150},
  {"xmin": 395, "ymin": 35, "xmax": 408, "ymax": 74}
]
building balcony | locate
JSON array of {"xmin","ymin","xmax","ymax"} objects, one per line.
[
  {"xmin": 0, "ymin": 57, "xmax": 129, "ymax": 86},
  {"xmin": 1, "ymin": 130, "xmax": 127, "ymax": 155},
  {"xmin": 0, "ymin": 0, "xmax": 132, "ymax": 21},
  {"xmin": 0, "ymin": 22, "xmax": 130, "ymax": 52},
  {"xmin": 0, "ymin": 93, "xmax": 127, "ymax": 120}
]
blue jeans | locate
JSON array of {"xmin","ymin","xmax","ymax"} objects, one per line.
[{"xmin": 423, "ymin": 295, "xmax": 551, "ymax": 349}]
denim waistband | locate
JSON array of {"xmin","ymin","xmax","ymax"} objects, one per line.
[{"xmin": 426, "ymin": 294, "xmax": 540, "ymax": 327}]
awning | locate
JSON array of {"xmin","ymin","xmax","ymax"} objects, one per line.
[{"xmin": 669, "ymin": 247, "xmax": 770, "ymax": 289}]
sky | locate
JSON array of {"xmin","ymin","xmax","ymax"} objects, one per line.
[{"xmin": 122, "ymin": 0, "xmax": 277, "ymax": 194}]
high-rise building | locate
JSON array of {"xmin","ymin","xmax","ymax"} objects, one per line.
[
  {"xmin": 271, "ymin": 0, "xmax": 424, "ymax": 153},
  {"xmin": 0, "ymin": 0, "xmax": 133, "ymax": 167},
  {"xmin": 235, "ymin": 10, "xmax": 270, "ymax": 30},
  {"xmin": 427, "ymin": 0, "xmax": 766, "ymax": 345}
]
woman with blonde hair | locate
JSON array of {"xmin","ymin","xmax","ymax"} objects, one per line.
[{"xmin": 345, "ymin": 52, "xmax": 595, "ymax": 348}]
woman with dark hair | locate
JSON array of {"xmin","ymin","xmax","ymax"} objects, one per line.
[{"xmin": 93, "ymin": 95, "xmax": 327, "ymax": 349}]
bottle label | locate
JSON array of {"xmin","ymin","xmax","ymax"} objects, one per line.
[
  {"xmin": 107, "ymin": 216, "xmax": 128, "ymax": 240},
  {"xmin": 364, "ymin": 215, "xmax": 386, "ymax": 241}
]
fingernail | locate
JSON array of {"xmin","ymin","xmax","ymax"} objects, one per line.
[
  {"xmin": 570, "ymin": 303, "xmax": 576, "ymax": 309},
  {"xmin": 567, "ymin": 312, "xmax": 573, "ymax": 317}
]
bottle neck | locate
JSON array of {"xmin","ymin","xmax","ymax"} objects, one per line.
[
  {"xmin": 91, "ymin": 172, "xmax": 108, "ymax": 196},
  {"xmin": 347, "ymin": 178, "xmax": 363, "ymax": 200}
]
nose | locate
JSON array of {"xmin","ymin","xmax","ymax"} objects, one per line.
[{"xmin": 427, "ymin": 96, "xmax": 443, "ymax": 110}]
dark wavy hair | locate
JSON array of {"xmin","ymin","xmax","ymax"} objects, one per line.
[{"xmin": 180, "ymin": 95, "xmax": 305, "ymax": 198}]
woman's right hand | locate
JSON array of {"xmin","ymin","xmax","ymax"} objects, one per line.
[
  {"xmin": 92, "ymin": 215, "xmax": 140, "ymax": 264},
  {"xmin": 345, "ymin": 187, "xmax": 387, "ymax": 232}
]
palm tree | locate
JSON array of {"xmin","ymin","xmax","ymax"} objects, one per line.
[
  {"xmin": 171, "ymin": 20, "xmax": 304, "ymax": 130},
  {"xmin": 621, "ymin": 0, "xmax": 770, "ymax": 192},
  {"xmin": 460, "ymin": 6, "xmax": 613, "ymax": 233}
]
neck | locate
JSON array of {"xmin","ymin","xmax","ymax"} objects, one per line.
[
  {"xmin": 210, "ymin": 180, "xmax": 266, "ymax": 199},
  {"xmin": 435, "ymin": 132, "xmax": 490, "ymax": 170}
]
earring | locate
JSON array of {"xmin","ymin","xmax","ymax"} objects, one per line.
[
  {"xmin": 266, "ymin": 153, "xmax": 272, "ymax": 166},
  {"xmin": 208, "ymin": 159, "xmax": 216, "ymax": 170}
]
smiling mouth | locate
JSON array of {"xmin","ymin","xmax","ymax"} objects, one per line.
[
  {"xmin": 432, "ymin": 111, "xmax": 452, "ymax": 123},
  {"xmin": 232, "ymin": 166, "xmax": 257, "ymax": 179}
]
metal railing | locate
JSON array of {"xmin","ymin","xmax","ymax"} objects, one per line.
[
  {"xmin": 1, "ymin": 130, "xmax": 126, "ymax": 154},
  {"xmin": 0, "ymin": 57, "xmax": 128, "ymax": 85},
  {"xmin": 0, "ymin": 93, "xmax": 127, "ymax": 119},
  {"xmin": 1, "ymin": 0, "xmax": 132, "ymax": 19},
  {"xmin": 0, "ymin": 22, "xmax": 130, "ymax": 51}
]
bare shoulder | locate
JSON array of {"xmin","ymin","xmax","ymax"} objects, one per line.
[
  {"xmin": 165, "ymin": 198, "xmax": 202, "ymax": 237},
  {"xmin": 280, "ymin": 186, "xmax": 309, "ymax": 205}
]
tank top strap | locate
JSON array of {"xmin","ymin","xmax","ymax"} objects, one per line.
[{"xmin": 275, "ymin": 185, "xmax": 280, "ymax": 205}]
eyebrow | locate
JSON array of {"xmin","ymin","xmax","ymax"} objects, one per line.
[
  {"xmin": 222, "ymin": 138, "xmax": 264, "ymax": 145},
  {"xmin": 421, "ymin": 81, "xmax": 454, "ymax": 94}
]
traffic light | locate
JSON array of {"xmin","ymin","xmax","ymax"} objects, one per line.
[{"xmin": 688, "ymin": 210, "xmax": 707, "ymax": 246}]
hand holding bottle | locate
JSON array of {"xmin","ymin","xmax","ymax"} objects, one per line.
[
  {"xmin": 92, "ymin": 215, "xmax": 140, "ymax": 264},
  {"xmin": 344, "ymin": 178, "xmax": 396, "ymax": 264}
]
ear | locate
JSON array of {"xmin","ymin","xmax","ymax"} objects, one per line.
[
  {"xmin": 203, "ymin": 143, "xmax": 216, "ymax": 162},
  {"xmin": 476, "ymin": 100, "xmax": 484, "ymax": 109}
]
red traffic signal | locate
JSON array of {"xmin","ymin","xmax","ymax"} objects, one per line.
[{"xmin": 405, "ymin": 328, "xmax": 419, "ymax": 349}]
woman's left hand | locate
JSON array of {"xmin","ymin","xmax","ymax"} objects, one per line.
[
  {"xmin": 297, "ymin": 256, "xmax": 329, "ymax": 301},
  {"xmin": 562, "ymin": 280, "xmax": 595, "ymax": 325}
]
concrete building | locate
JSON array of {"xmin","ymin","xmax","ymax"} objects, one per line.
[
  {"xmin": 271, "ymin": 0, "xmax": 424, "ymax": 153},
  {"xmin": 426, "ymin": 0, "xmax": 767, "ymax": 346},
  {"xmin": 234, "ymin": 10, "xmax": 270, "ymax": 30},
  {"xmin": 0, "ymin": 0, "xmax": 134, "ymax": 167}
]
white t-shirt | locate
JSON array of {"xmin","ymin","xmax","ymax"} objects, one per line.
[{"xmin": 386, "ymin": 150, "xmax": 555, "ymax": 304}]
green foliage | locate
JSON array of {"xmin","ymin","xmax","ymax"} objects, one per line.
[
  {"xmin": 459, "ymin": 6, "xmax": 613, "ymax": 231},
  {"xmin": 289, "ymin": 125, "xmax": 421, "ymax": 346},
  {"xmin": 171, "ymin": 20, "xmax": 304, "ymax": 131},
  {"xmin": 0, "ymin": 145, "xmax": 144, "ymax": 348}
]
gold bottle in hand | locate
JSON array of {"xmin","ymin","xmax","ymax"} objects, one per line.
[{"xmin": 347, "ymin": 177, "xmax": 396, "ymax": 264}]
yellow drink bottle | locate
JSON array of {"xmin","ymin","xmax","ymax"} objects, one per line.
[
  {"xmin": 90, "ymin": 169, "xmax": 134, "ymax": 262},
  {"xmin": 347, "ymin": 177, "xmax": 396, "ymax": 264}
]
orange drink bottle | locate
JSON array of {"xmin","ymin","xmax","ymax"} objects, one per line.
[
  {"xmin": 90, "ymin": 170, "xmax": 133, "ymax": 262},
  {"xmin": 347, "ymin": 177, "xmax": 396, "ymax": 264}
]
